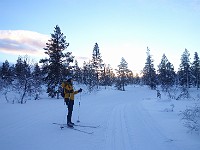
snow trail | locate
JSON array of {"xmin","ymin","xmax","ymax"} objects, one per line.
[
  {"xmin": 105, "ymin": 104, "xmax": 133, "ymax": 150},
  {"xmin": 104, "ymin": 87, "xmax": 181, "ymax": 150}
]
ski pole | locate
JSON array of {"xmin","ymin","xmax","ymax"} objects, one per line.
[
  {"xmin": 62, "ymin": 105, "xmax": 68, "ymax": 125},
  {"xmin": 77, "ymin": 92, "xmax": 81, "ymax": 123}
]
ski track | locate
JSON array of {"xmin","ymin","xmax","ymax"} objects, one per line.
[
  {"xmin": 104, "ymin": 98, "xmax": 181, "ymax": 150},
  {"xmin": 105, "ymin": 104, "xmax": 133, "ymax": 150}
]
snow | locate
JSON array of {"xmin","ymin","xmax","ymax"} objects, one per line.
[{"xmin": 0, "ymin": 86, "xmax": 200, "ymax": 150}]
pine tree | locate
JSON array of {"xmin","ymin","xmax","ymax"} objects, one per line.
[
  {"xmin": 115, "ymin": 57, "xmax": 130, "ymax": 91},
  {"xmin": 158, "ymin": 54, "xmax": 175, "ymax": 91},
  {"xmin": 178, "ymin": 49, "xmax": 193, "ymax": 88},
  {"xmin": 142, "ymin": 47, "xmax": 157, "ymax": 89},
  {"xmin": 40, "ymin": 25, "xmax": 74, "ymax": 98},
  {"xmin": 191, "ymin": 52, "xmax": 200, "ymax": 89}
]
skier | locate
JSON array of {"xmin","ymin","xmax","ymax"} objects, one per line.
[{"xmin": 62, "ymin": 78, "xmax": 82, "ymax": 127}]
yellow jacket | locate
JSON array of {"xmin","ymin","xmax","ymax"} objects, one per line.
[{"xmin": 61, "ymin": 81, "xmax": 79, "ymax": 100}]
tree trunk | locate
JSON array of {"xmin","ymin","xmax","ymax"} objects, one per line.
[{"xmin": 21, "ymin": 80, "xmax": 27, "ymax": 104}]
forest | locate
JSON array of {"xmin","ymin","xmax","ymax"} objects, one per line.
[{"xmin": 0, "ymin": 25, "xmax": 199, "ymax": 104}]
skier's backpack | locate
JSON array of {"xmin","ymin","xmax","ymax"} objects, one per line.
[{"xmin": 61, "ymin": 80, "xmax": 69, "ymax": 98}]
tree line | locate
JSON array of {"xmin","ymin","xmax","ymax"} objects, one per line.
[
  {"xmin": 142, "ymin": 47, "xmax": 200, "ymax": 91},
  {"xmin": 0, "ymin": 25, "xmax": 199, "ymax": 103}
]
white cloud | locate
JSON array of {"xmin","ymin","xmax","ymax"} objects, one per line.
[{"xmin": 0, "ymin": 30, "xmax": 49, "ymax": 56}]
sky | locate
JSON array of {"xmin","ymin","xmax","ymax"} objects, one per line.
[{"xmin": 0, "ymin": 0, "xmax": 200, "ymax": 74}]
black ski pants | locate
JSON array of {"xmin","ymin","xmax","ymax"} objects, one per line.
[{"xmin": 67, "ymin": 99, "xmax": 74, "ymax": 123}]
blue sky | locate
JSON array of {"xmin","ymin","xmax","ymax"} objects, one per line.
[{"xmin": 0, "ymin": 0, "xmax": 200, "ymax": 74}]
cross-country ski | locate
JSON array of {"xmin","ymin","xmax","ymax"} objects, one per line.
[
  {"xmin": 59, "ymin": 125, "xmax": 93, "ymax": 135},
  {"xmin": 74, "ymin": 124, "xmax": 100, "ymax": 128},
  {"xmin": 53, "ymin": 123, "xmax": 94, "ymax": 134},
  {"xmin": 53, "ymin": 123, "xmax": 100, "ymax": 128}
]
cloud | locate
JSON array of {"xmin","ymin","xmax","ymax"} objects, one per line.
[
  {"xmin": 0, "ymin": 30, "xmax": 49, "ymax": 56},
  {"xmin": 0, "ymin": 30, "xmax": 90, "ymax": 65}
]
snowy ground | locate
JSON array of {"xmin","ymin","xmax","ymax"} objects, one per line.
[{"xmin": 0, "ymin": 86, "xmax": 200, "ymax": 150}]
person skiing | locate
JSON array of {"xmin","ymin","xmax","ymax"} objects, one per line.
[{"xmin": 61, "ymin": 78, "xmax": 82, "ymax": 127}]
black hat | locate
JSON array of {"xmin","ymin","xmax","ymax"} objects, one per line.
[{"xmin": 67, "ymin": 78, "xmax": 73, "ymax": 82}]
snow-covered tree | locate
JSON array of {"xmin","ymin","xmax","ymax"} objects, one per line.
[
  {"xmin": 15, "ymin": 56, "xmax": 31, "ymax": 80},
  {"xmin": 158, "ymin": 54, "xmax": 175, "ymax": 91},
  {"xmin": 12, "ymin": 56, "xmax": 32, "ymax": 104},
  {"xmin": 115, "ymin": 57, "xmax": 131, "ymax": 91},
  {"xmin": 90, "ymin": 43, "xmax": 103, "ymax": 88},
  {"xmin": 40, "ymin": 25, "xmax": 74, "ymax": 98},
  {"xmin": 0, "ymin": 60, "xmax": 13, "ymax": 98},
  {"xmin": 142, "ymin": 47, "xmax": 157, "ymax": 89},
  {"xmin": 0, "ymin": 60, "xmax": 13, "ymax": 86},
  {"xmin": 31, "ymin": 63, "xmax": 43, "ymax": 100},
  {"xmin": 178, "ymin": 49, "xmax": 193, "ymax": 88},
  {"xmin": 191, "ymin": 52, "xmax": 200, "ymax": 89},
  {"xmin": 100, "ymin": 64, "xmax": 115, "ymax": 87}
]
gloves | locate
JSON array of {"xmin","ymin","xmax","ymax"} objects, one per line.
[{"xmin": 78, "ymin": 88, "xmax": 82, "ymax": 93}]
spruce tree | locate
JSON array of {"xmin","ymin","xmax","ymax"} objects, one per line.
[
  {"xmin": 115, "ymin": 57, "xmax": 130, "ymax": 91},
  {"xmin": 158, "ymin": 54, "xmax": 175, "ymax": 91},
  {"xmin": 178, "ymin": 49, "xmax": 193, "ymax": 88},
  {"xmin": 91, "ymin": 43, "xmax": 103, "ymax": 88},
  {"xmin": 0, "ymin": 60, "xmax": 12, "ymax": 85},
  {"xmin": 142, "ymin": 47, "xmax": 157, "ymax": 89},
  {"xmin": 40, "ymin": 25, "xmax": 74, "ymax": 98},
  {"xmin": 191, "ymin": 52, "xmax": 200, "ymax": 89}
]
